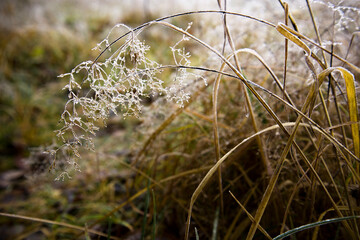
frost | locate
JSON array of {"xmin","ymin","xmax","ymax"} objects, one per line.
[
  {"xmin": 55, "ymin": 172, "xmax": 72, "ymax": 181},
  {"xmin": 49, "ymin": 23, "xmax": 197, "ymax": 176},
  {"xmin": 311, "ymin": 0, "xmax": 360, "ymax": 31}
]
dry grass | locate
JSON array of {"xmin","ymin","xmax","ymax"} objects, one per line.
[{"xmin": 1, "ymin": 1, "xmax": 360, "ymax": 239}]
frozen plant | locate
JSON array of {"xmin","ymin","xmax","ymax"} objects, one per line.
[{"xmin": 51, "ymin": 23, "xmax": 195, "ymax": 179}]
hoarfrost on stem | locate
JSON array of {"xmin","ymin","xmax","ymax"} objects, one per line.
[{"xmin": 51, "ymin": 23, "xmax": 197, "ymax": 179}]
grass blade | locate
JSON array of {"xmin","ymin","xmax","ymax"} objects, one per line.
[
  {"xmin": 152, "ymin": 189, "xmax": 157, "ymax": 240},
  {"xmin": 141, "ymin": 180, "xmax": 151, "ymax": 240},
  {"xmin": 229, "ymin": 191, "xmax": 272, "ymax": 240},
  {"xmin": 0, "ymin": 212, "xmax": 121, "ymax": 240},
  {"xmin": 273, "ymin": 216, "xmax": 360, "ymax": 240},
  {"xmin": 318, "ymin": 67, "xmax": 359, "ymax": 158}
]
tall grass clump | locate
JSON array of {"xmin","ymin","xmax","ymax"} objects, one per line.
[{"xmin": 3, "ymin": 0, "xmax": 359, "ymax": 239}]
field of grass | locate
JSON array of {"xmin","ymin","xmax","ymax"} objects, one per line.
[{"xmin": 0, "ymin": 0, "xmax": 359, "ymax": 239}]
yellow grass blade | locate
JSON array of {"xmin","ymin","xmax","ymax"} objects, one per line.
[
  {"xmin": 0, "ymin": 212, "xmax": 121, "ymax": 240},
  {"xmin": 229, "ymin": 191, "xmax": 272, "ymax": 240},
  {"xmin": 276, "ymin": 23, "xmax": 360, "ymax": 74},
  {"xmin": 276, "ymin": 23, "xmax": 311, "ymax": 56},
  {"xmin": 318, "ymin": 67, "xmax": 359, "ymax": 158}
]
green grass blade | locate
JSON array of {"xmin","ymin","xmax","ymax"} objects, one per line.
[
  {"xmin": 141, "ymin": 180, "xmax": 151, "ymax": 240},
  {"xmin": 195, "ymin": 227, "xmax": 200, "ymax": 240},
  {"xmin": 107, "ymin": 217, "xmax": 113, "ymax": 240},
  {"xmin": 211, "ymin": 207, "xmax": 220, "ymax": 240},
  {"xmin": 273, "ymin": 216, "xmax": 360, "ymax": 240},
  {"xmin": 152, "ymin": 189, "xmax": 157, "ymax": 240}
]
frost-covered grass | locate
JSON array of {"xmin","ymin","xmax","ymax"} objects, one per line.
[{"xmin": 1, "ymin": 0, "xmax": 360, "ymax": 239}]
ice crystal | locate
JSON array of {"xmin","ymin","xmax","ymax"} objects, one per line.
[{"xmin": 311, "ymin": 0, "xmax": 360, "ymax": 31}]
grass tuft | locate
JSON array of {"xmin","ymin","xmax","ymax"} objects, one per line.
[{"xmin": 1, "ymin": 1, "xmax": 360, "ymax": 239}]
